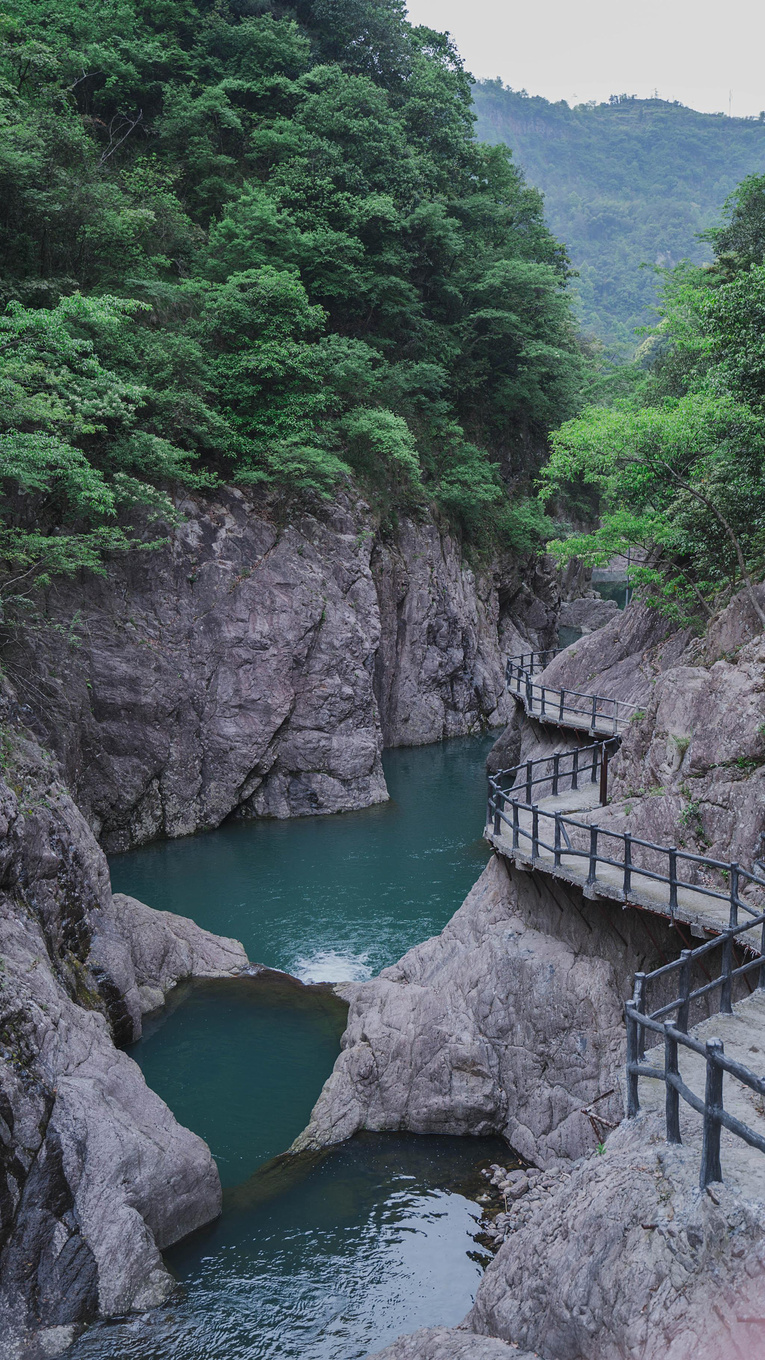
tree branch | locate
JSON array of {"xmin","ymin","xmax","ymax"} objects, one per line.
[{"xmin": 653, "ymin": 457, "xmax": 765, "ymax": 630}]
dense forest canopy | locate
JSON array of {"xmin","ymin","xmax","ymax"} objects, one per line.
[
  {"xmin": 472, "ymin": 83, "xmax": 765, "ymax": 353},
  {"xmin": 0, "ymin": 0, "xmax": 586, "ymax": 600},
  {"xmin": 541, "ymin": 175, "xmax": 765, "ymax": 626}
]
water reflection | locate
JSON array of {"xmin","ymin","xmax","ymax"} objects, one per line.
[{"xmin": 70, "ymin": 1134, "xmax": 508, "ymax": 1360}]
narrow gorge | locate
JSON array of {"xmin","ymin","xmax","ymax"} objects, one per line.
[{"xmin": 5, "ymin": 0, "xmax": 765, "ymax": 1355}]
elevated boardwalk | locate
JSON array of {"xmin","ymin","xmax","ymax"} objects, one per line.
[
  {"xmin": 492, "ymin": 653, "xmax": 765, "ymax": 1188},
  {"xmin": 506, "ymin": 650, "xmax": 640, "ymax": 738},
  {"xmin": 486, "ymin": 783, "xmax": 746, "ymax": 939}
]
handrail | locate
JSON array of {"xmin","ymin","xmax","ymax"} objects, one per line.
[
  {"xmin": 490, "ymin": 739, "xmax": 615, "ymax": 807},
  {"xmin": 488, "ymin": 746, "xmax": 765, "ymax": 925},
  {"xmin": 625, "ymin": 906, "xmax": 765, "ymax": 1188},
  {"xmin": 496, "ymin": 650, "xmax": 765, "ymax": 1186},
  {"xmin": 506, "ymin": 650, "xmax": 641, "ymax": 736}
]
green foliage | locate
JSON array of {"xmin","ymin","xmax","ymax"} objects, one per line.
[
  {"xmin": 0, "ymin": 0, "xmax": 586, "ymax": 593},
  {"xmin": 540, "ymin": 180, "xmax": 765, "ymax": 623},
  {"xmin": 472, "ymin": 84, "xmax": 765, "ymax": 355}
]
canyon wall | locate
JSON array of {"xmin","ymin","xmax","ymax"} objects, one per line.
[
  {"xmin": 0, "ymin": 681, "xmax": 256, "ymax": 1352},
  {"xmin": 361, "ymin": 591, "xmax": 765, "ymax": 1360},
  {"xmin": 295, "ymin": 853, "xmax": 683, "ymax": 1168},
  {"xmin": 533, "ymin": 587, "xmax": 765, "ymax": 878},
  {"xmin": 5, "ymin": 490, "xmax": 558, "ymax": 852}
]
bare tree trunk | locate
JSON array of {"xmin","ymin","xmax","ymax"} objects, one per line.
[{"xmin": 655, "ymin": 460, "xmax": 765, "ymax": 630}]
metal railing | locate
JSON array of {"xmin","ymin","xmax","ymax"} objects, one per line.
[
  {"xmin": 626, "ymin": 912, "xmax": 765, "ymax": 1188},
  {"xmin": 489, "ymin": 739, "xmax": 614, "ymax": 809},
  {"xmin": 506, "ymin": 650, "xmax": 641, "ymax": 735},
  {"xmin": 487, "ymin": 745, "xmax": 765, "ymax": 1186},
  {"xmin": 487, "ymin": 746, "xmax": 765, "ymax": 924}
]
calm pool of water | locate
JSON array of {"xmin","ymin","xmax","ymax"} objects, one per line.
[
  {"xmin": 72, "ymin": 735, "xmax": 506, "ymax": 1360},
  {"xmin": 110, "ymin": 736, "xmax": 494, "ymax": 982},
  {"xmin": 72, "ymin": 1133, "xmax": 509, "ymax": 1360}
]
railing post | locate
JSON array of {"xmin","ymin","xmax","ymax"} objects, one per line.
[
  {"xmin": 668, "ymin": 847, "xmax": 678, "ymax": 916},
  {"xmin": 552, "ymin": 753, "xmax": 560, "ymax": 797},
  {"xmin": 493, "ymin": 791, "xmax": 503, "ymax": 836},
  {"xmin": 677, "ymin": 949, "xmax": 692, "ymax": 1034},
  {"xmin": 532, "ymin": 805, "xmax": 539, "ymax": 859},
  {"xmin": 559, "ymin": 688, "xmax": 565, "ymax": 721},
  {"xmin": 512, "ymin": 800, "xmax": 519, "ymax": 850},
  {"xmin": 635, "ymin": 971, "xmax": 647, "ymax": 1061},
  {"xmin": 587, "ymin": 825, "xmax": 598, "ymax": 885},
  {"xmin": 623, "ymin": 832, "xmax": 632, "ymax": 895},
  {"xmin": 591, "ymin": 693, "xmax": 598, "ymax": 730},
  {"xmin": 700, "ymin": 1038, "xmax": 724, "ymax": 1189},
  {"xmin": 526, "ymin": 675, "xmax": 532, "ymax": 706},
  {"xmin": 590, "ymin": 745, "xmax": 598, "ymax": 785},
  {"xmin": 554, "ymin": 812, "xmax": 562, "ymax": 867},
  {"xmin": 541, "ymin": 685, "xmax": 546, "ymax": 717},
  {"xmin": 759, "ymin": 916, "xmax": 765, "ymax": 990},
  {"xmin": 721, "ymin": 864, "xmax": 739, "ymax": 1014},
  {"xmin": 599, "ymin": 746, "xmax": 609, "ymax": 806},
  {"xmin": 572, "ymin": 747, "xmax": 579, "ymax": 791},
  {"xmin": 626, "ymin": 1001, "xmax": 640, "ymax": 1118},
  {"xmin": 665, "ymin": 1026, "xmax": 681, "ymax": 1144},
  {"xmin": 525, "ymin": 760, "xmax": 533, "ymax": 804},
  {"xmin": 729, "ymin": 863, "xmax": 740, "ymax": 924}
]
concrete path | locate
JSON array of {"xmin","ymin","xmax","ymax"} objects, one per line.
[
  {"xmin": 486, "ymin": 784, "xmax": 746, "ymax": 939},
  {"xmin": 638, "ymin": 990, "xmax": 765, "ymax": 1192},
  {"xmin": 508, "ymin": 681, "xmax": 635, "ymax": 738}
]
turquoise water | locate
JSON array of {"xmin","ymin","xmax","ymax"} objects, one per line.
[
  {"xmin": 135, "ymin": 974, "xmax": 348, "ymax": 1187},
  {"xmin": 71, "ymin": 735, "xmax": 510, "ymax": 1360},
  {"xmin": 110, "ymin": 736, "xmax": 494, "ymax": 982},
  {"xmin": 595, "ymin": 578, "xmax": 629, "ymax": 609}
]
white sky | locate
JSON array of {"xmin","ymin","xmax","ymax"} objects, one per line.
[{"xmin": 405, "ymin": 0, "xmax": 765, "ymax": 118}]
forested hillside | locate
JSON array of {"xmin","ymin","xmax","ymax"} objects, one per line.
[
  {"xmin": 542, "ymin": 174, "xmax": 765, "ymax": 626},
  {"xmin": 472, "ymin": 83, "xmax": 765, "ymax": 351},
  {"xmin": 0, "ymin": 0, "xmax": 586, "ymax": 607}
]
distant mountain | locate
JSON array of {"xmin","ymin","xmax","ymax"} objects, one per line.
[{"xmin": 472, "ymin": 83, "xmax": 765, "ymax": 352}]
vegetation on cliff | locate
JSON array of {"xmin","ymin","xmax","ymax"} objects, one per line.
[
  {"xmin": 472, "ymin": 83, "xmax": 765, "ymax": 353},
  {"xmin": 0, "ymin": 0, "xmax": 587, "ymax": 597},
  {"xmin": 541, "ymin": 176, "xmax": 765, "ymax": 625}
]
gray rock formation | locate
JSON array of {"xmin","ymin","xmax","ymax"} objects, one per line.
[
  {"xmin": 366, "ymin": 1327, "xmax": 537, "ymax": 1360},
  {"xmin": 0, "ymin": 687, "xmax": 252, "ymax": 1348},
  {"xmin": 538, "ymin": 601, "xmax": 683, "ymax": 709},
  {"xmin": 6, "ymin": 490, "xmax": 558, "ymax": 852},
  {"xmin": 110, "ymin": 892, "xmax": 248, "ymax": 1016},
  {"xmin": 372, "ymin": 523, "xmax": 534, "ymax": 748},
  {"xmin": 533, "ymin": 587, "xmax": 765, "ymax": 875},
  {"xmin": 295, "ymin": 854, "xmax": 680, "ymax": 1167},
  {"xmin": 466, "ymin": 1111, "xmax": 765, "ymax": 1359},
  {"xmin": 557, "ymin": 594, "xmax": 619, "ymax": 632}
]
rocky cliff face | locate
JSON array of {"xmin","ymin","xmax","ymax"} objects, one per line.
[
  {"xmin": 7, "ymin": 490, "xmax": 558, "ymax": 852},
  {"xmin": 295, "ymin": 853, "xmax": 682, "ymax": 1167},
  {"xmin": 534, "ymin": 588, "xmax": 765, "ymax": 877},
  {"xmin": 361, "ymin": 591, "xmax": 765, "ymax": 1360},
  {"xmin": 466, "ymin": 1111, "xmax": 765, "ymax": 1360},
  {"xmin": 0, "ymin": 684, "xmax": 252, "ymax": 1352},
  {"xmin": 371, "ymin": 1109, "xmax": 765, "ymax": 1360}
]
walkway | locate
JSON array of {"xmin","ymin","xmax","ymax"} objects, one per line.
[
  {"xmin": 486, "ymin": 786, "xmax": 751, "ymax": 939},
  {"xmin": 637, "ymin": 991, "xmax": 765, "ymax": 1191},
  {"xmin": 492, "ymin": 651, "xmax": 765, "ymax": 1187},
  {"xmin": 506, "ymin": 651, "xmax": 640, "ymax": 738}
]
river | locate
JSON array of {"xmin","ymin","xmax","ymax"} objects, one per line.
[{"xmin": 70, "ymin": 735, "xmax": 512, "ymax": 1360}]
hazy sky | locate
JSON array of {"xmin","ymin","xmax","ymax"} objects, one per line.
[{"xmin": 405, "ymin": 0, "xmax": 765, "ymax": 118}]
